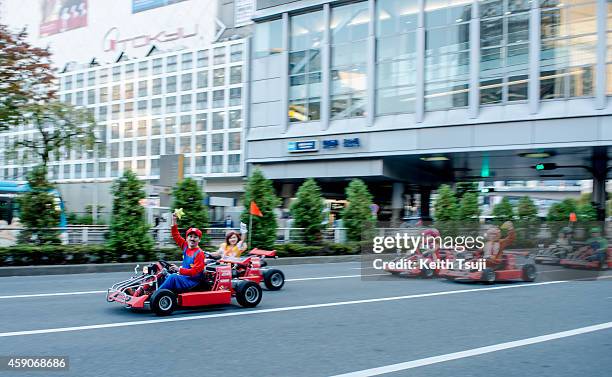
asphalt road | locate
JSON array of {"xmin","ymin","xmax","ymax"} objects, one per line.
[{"xmin": 0, "ymin": 262, "xmax": 610, "ymax": 377}]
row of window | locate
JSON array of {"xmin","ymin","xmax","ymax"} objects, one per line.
[
  {"xmin": 256, "ymin": 0, "xmax": 610, "ymax": 123},
  {"xmin": 105, "ymin": 133, "xmax": 242, "ymax": 158},
  {"xmin": 60, "ymin": 44, "xmax": 243, "ymax": 90}
]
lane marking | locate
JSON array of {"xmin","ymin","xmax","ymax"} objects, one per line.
[
  {"xmin": 0, "ymin": 280, "xmax": 567, "ymax": 338},
  {"xmin": 330, "ymin": 321, "xmax": 612, "ymax": 377},
  {"xmin": 0, "ymin": 274, "xmax": 386, "ymax": 300}
]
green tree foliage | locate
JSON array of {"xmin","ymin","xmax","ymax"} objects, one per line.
[
  {"xmin": 171, "ymin": 178, "xmax": 210, "ymax": 245},
  {"xmin": 458, "ymin": 191, "xmax": 480, "ymax": 220},
  {"xmin": 434, "ymin": 184, "xmax": 459, "ymax": 221},
  {"xmin": 455, "ymin": 182, "xmax": 478, "ymax": 199},
  {"xmin": 17, "ymin": 165, "xmax": 61, "ymax": 244},
  {"xmin": 342, "ymin": 179, "xmax": 375, "ymax": 242},
  {"xmin": 517, "ymin": 196, "xmax": 538, "ymax": 221},
  {"xmin": 108, "ymin": 170, "xmax": 153, "ymax": 260},
  {"xmin": 492, "ymin": 197, "xmax": 515, "ymax": 223},
  {"xmin": 546, "ymin": 198, "xmax": 577, "ymax": 221},
  {"xmin": 290, "ymin": 178, "xmax": 324, "ymax": 245},
  {"xmin": 240, "ymin": 169, "xmax": 281, "ymax": 249},
  {"xmin": 576, "ymin": 202, "xmax": 597, "ymax": 221}
]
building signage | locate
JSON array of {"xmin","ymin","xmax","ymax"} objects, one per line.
[
  {"xmin": 235, "ymin": 0, "xmax": 255, "ymax": 27},
  {"xmin": 132, "ymin": 0, "xmax": 189, "ymax": 14},
  {"xmin": 40, "ymin": 0, "xmax": 88, "ymax": 37},
  {"xmin": 288, "ymin": 140, "xmax": 318, "ymax": 153},
  {"xmin": 343, "ymin": 138, "xmax": 361, "ymax": 148},
  {"xmin": 322, "ymin": 139, "xmax": 339, "ymax": 149},
  {"xmin": 102, "ymin": 25, "xmax": 199, "ymax": 53}
]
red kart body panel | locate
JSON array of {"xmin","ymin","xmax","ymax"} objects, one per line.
[
  {"xmin": 249, "ymin": 248, "xmax": 277, "ymax": 257},
  {"xmin": 221, "ymin": 253, "xmax": 266, "ymax": 285},
  {"xmin": 440, "ymin": 254, "xmax": 530, "ymax": 282},
  {"xmin": 179, "ymin": 291, "xmax": 231, "ymax": 306},
  {"xmin": 559, "ymin": 247, "xmax": 612, "ymax": 269},
  {"xmin": 385, "ymin": 249, "xmax": 448, "ymax": 277}
]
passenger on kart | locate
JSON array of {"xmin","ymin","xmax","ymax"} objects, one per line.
[
  {"xmin": 574, "ymin": 227, "xmax": 608, "ymax": 265},
  {"xmin": 481, "ymin": 221, "xmax": 515, "ymax": 270},
  {"xmin": 209, "ymin": 231, "xmax": 247, "ymax": 259},
  {"xmin": 420, "ymin": 228, "xmax": 441, "ymax": 259},
  {"xmin": 156, "ymin": 213, "xmax": 206, "ymax": 292},
  {"xmin": 546, "ymin": 227, "xmax": 573, "ymax": 256}
]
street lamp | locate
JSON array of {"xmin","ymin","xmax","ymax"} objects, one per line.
[{"xmin": 87, "ymin": 140, "xmax": 104, "ymax": 224}]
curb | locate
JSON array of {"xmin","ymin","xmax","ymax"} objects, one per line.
[{"xmin": 0, "ymin": 255, "xmax": 361, "ymax": 277}]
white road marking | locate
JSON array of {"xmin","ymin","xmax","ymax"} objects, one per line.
[
  {"xmin": 0, "ymin": 280, "xmax": 567, "ymax": 338},
  {"xmin": 330, "ymin": 321, "xmax": 612, "ymax": 377},
  {"xmin": 0, "ymin": 274, "xmax": 386, "ymax": 300}
]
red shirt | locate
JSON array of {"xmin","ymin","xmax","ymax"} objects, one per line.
[{"xmin": 171, "ymin": 224, "xmax": 205, "ymax": 277}]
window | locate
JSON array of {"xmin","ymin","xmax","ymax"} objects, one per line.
[
  {"xmin": 112, "ymin": 66, "xmax": 121, "ymax": 81},
  {"xmin": 152, "ymin": 119, "xmax": 162, "ymax": 135},
  {"xmin": 99, "ymin": 68, "xmax": 108, "ymax": 84},
  {"xmin": 63, "ymin": 164, "xmax": 71, "ymax": 179},
  {"xmin": 182, "ymin": 52, "xmax": 193, "ymax": 70},
  {"xmin": 136, "ymin": 160, "xmax": 146, "ymax": 175},
  {"xmin": 151, "ymin": 139, "xmax": 161, "ymax": 155},
  {"xmin": 99, "ymin": 87, "xmax": 108, "ymax": 102},
  {"xmin": 153, "ymin": 58, "xmax": 162, "ymax": 75},
  {"xmin": 87, "ymin": 71, "xmax": 95, "ymax": 86},
  {"xmin": 196, "ymin": 113, "xmax": 207, "ymax": 131},
  {"xmin": 124, "ymin": 160, "xmax": 132, "ymax": 172},
  {"xmin": 213, "ymin": 68, "xmax": 225, "ymax": 86},
  {"xmin": 63, "ymin": 93, "xmax": 72, "ymax": 104},
  {"xmin": 151, "ymin": 159, "xmax": 160, "ymax": 175},
  {"xmin": 289, "ymin": 11, "xmax": 323, "ymax": 122},
  {"xmin": 112, "ymin": 85, "xmax": 121, "ymax": 101},
  {"xmin": 125, "ymin": 63, "xmax": 134, "ymax": 79},
  {"xmin": 152, "ymin": 98, "xmax": 162, "ymax": 115},
  {"xmin": 195, "ymin": 156, "xmax": 206, "ymax": 174},
  {"xmin": 137, "ymin": 120, "xmax": 147, "ymax": 137},
  {"xmin": 228, "ymin": 154, "xmax": 240, "ymax": 173},
  {"xmin": 254, "ymin": 19, "xmax": 283, "ymax": 58},
  {"xmin": 197, "ymin": 71, "xmax": 208, "ymax": 88},
  {"xmin": 166, "ymin": 137, "xmax": 176, "ymax": 154},
  {"xmin": 230, "ymin": 44, "xmax": 243, "ymax": 62},
  {"xmin": 197, "ymin": 50, "xmax": 209, "ymax": 67},
  {"xmin": 211, "ymin": 133, "xmax": 224, "ymax": 152},
  {"xmin": 212, "ymin": 112, "xmax": 225, "ymax": 130},
  {"xmin": 479, "ymin": 0, "xmax": 530, "ymax": 104},
  {"xmin": 213, "ymin": 47, "xmax": 225, "ymax": 65},
  {"xmin": 196, "ymin": 92, "xmax": 208, "ymax": 110},
  {"xmin": 137, "ymin": 100, "xmax": 147, "ymax": 116},
  {"xmin": 110, "ymin": 143, "xmax": 119, "ymax": 158},
  {"xmin": 376, "ymin": 0, "xmax": 418, "ymax": 115},
  {"xmin": 165, "ymin": 117, "xmax": 176, "ymax": 134},
  {"xmin": 76, "ymin": 91, "xmax": 84, "ymax": 106},
  {"xmin": 111, "ymin": 104, "xmax": 120, "ymax": 120},
  {"xmin": 138, "ymin": 61, "xmax": 148, "ymax": 76},
  {"xmin": 125, "ymin": 83, "xmax": 134, "ymax": 99},
  {"xmin": 424, "ymin": 0, "xmax": 471, "ymax": 111},
  {"xmin": 124, "ymin": 102, "xmax": 134, "ymax": 118},
  {"xmin": 181, "ymin": 94, "xmax": 192, "ymax": 112},
  {"xmin": 180, "ymin": 115, "xmax": 192, "ymax": 133},
  {"xmin": 76, "ymin": 73, "xmax": 84, "ymax": 88},
  {"xmin": 213, "ymin": 90, "xmax": 225, "ymax": 108},
  {"xmin": 180, "ymin": 136, "xmax": 191, "ymax": 153},
  {"xmin": 230, "ymin": 66, "xmax": 242, "ymax": 84},
  {"xmin": 229, "ymin": 88, "xmax": 241, "ymax": 106},
  {"xmin": 195, "ymin": 135, "xmax": 206, "ymax": 152},
  {"xmin": 153, "ymin": 78, "xmax": 162, "ymax": 95},
  {"xmin": 167, "ymin": 76, "xmax": 177, "ymax": 93},
  {"xmin": 138, "ymin": 80, "xmax": 148, "ymax": 97},
  {"xmin": 111, "ymin": 162, "xmax": 119, "ymax": 177},
  {"xmin": 87, "ymin": 89, "xmax": 95, "ymax": 104},
  {"xmin": 64, "ymin": 75, "xmax": 73, "ymax": 90},
  {"xmin": 86, "ymin": 163, "xmax": 94, "ymax": 178},
  {"xmin": 211, "ymin": 155, "xmax": 223, "ymax": 173},
  {"xmin": 540, "ymin": 0, "xmax": 597, "ymax": 99},
  {"xmin": 124, "ymin": 141, "xmax": 133, "ymax": 157},
  {"xmin": 98, "ymin": 162, "xmax": 106, "ymax": 178},
  {"xmin": 166, "ymin": 55, "xmax": 177, "ymax": 72},
  {"xmin": 98, "ymin": 106, "xmax": 107, "ymax": 121},
  {"xmin": 228, "ymin": 132, "xmax": 241, "ymax": 150},
  {"xmin": 124, "ymin": 121, "xmax": 133, "ymax": 138},
  {"xmin": 330, "ymin": 2, "xmax": 369, "ymax": 119},
  {"xmin": 181, "ymin": 73, "xmax": 192, "ymax": 91},
  {"xmin": 183, "ymin": 156, "xmax": 191, "ymax": 175},
  {"xmin": 137, "ymin": 140, "xmax": 147, "ymax": 156},
  {"xmin": 75, "ymin": 164, "xmax": 82, "ymax": 178},
  {"xmin": 166, "ymin": 96, "xmax": 176, "ymax": 113},
  {"xmin": 229, "ymin": 110, "xmax": 242, "ymax": 129}
]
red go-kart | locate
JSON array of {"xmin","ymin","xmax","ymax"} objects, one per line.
[
  {"xmin": 439, "ymin": 252, "xmax": 537, "ymax": 284},
  {"xmin": 559, "ymin": 247, "xmax": 612, "ymax": 270},
  {"xmin": 219, "ymin": 249, "xmax": 285, "ymax": 290},
  {"xmin": 106, "ymin": 260, "xmax": 263, "ymax": 316},
  {"xmin": 385, "ymin": 228, "xmax": 446, "ymax": 278}
]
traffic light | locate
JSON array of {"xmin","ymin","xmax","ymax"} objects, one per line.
[
  {"xmin": 480, "ymin": 187, "xmax": 495, "ymax": 193},
  {"xmin": 534, "ymin": 163, "xmax": 557, "ymax": 171}
]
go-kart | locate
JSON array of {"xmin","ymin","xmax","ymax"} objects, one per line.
[
  {"xmin": 559, "ymin": 247, "xmax": 612, "ymax": 270},
  {"xmin": 216, "ymin": 249, "xmax": 285, "ymax": 290},
  {"xmin": 534, "ymin": 245, "xmax": 571, "ymax": 265},
  {"xmin": 439, "ymin": 252, "xmax": 537, "ymax": 284},
  {"xmin": 106, "ymin": 260, "xmax": 263, "ymax": 316},
  {"xmin": 384, "ymin": 249, "xmax": 446, "ymax": 278}
]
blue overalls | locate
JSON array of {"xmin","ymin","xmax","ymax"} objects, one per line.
[{"xmin": 158, "ymin": 247, "xmax": 203, "ymax": 292}]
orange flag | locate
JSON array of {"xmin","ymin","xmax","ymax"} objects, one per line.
[{"xmin": 250, "ymin": 201, "xmax": 263, "ymax": 217}]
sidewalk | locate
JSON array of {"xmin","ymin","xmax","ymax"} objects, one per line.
[{"xmin": 0, "ymin": 255, "xmax": 362, "ymax": 277}]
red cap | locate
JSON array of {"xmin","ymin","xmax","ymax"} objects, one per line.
[{"xmin": 186, "ymin": 228, "xmax": 202, "ymax": 238}]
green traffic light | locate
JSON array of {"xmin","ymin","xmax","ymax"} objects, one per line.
[{"xmin": 535, "ymin": 163, "xmax": 545, "ymax": 170}]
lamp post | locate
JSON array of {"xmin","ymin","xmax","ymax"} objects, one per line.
[{"xmin": 87, "ymin": 140, "xmax": 103, "ymax": 224}]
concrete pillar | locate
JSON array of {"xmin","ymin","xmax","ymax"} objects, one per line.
[
  {"xmin": 592, "ymin": 147, "xmax": 608, "ymax": 221},
  {"xmin": 391, "ymin": 182, "xmax": 405, "ymax": 227}
]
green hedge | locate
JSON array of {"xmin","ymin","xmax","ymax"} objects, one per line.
[{"xmin": 0, "ymin": 242, "xmax": 360, "ymax": 267}]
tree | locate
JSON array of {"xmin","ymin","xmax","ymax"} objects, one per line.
[
  {"xmin": 455, "ymin": 182, "xmax": 478, "ymax": 199},
  {"xmin": 342, "ymin": 179, "xmax": 375, "ymax": 242},
  {"xmin": 517, "ymin": 196, "xmax": 538, "ymax": 221},
  {"xmin": 171, "ymin": 178, "xmax": 210, "ymax": 245},
  {"xmin": 576, "ymin": 202, "xmax": 597, "ymax": 221},
  {"xmin": 492, "ymin": 197, "xmax": 514, "ymax": 223},
  {"xmin": 546, "ymin": 198, "xmax": 577, "ymax": 222},
  {"xmin": 0, "ymin": 25, "xmax": 56, "ymax": 129},
  {"xmin": 9, "ymin": 102, "xmax": 96, "ymax": 168},
  {"xmin": 108, "ymin": 170, "xmax": 153, "ymax": 260},
  {"xmin": 16, "ymin": 165, "xmax": 61, "ymax": 244},
  {"xmin": 240, "ymin": 169, "xmax": 281, "ymax": 249},
  {"xmin": 290, "ymin": 178, "xmax": 324, "ymax": 245},
  {"xmin": 434, "ymin": 184, "xmax": 459, "ymax": 222},
  {"xmin": 458, "ymin": 191, "xmax": 480, "ymax": 220}
]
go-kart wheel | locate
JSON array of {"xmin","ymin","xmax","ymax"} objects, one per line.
[
  {"xmin": 234, "ymin": 281, "xmax": 262, "ymax": 308},
  {"xmin": 420, "ymin": 267, "xmax": 434, "ymax": 279},
  {"xmin": 150, "ymin": 289, "xmax": 177, "ymax": 316},
  {"xmin": 481, "ymin": 268, "xmax": 496, "ymax": 284},
  {"xmin": 522, "ymin": 264, "xmax": 537, "ymax": 282},
  {"xmin": 263, "ymin": 269, "xmax": 285, "ymax": 290}
]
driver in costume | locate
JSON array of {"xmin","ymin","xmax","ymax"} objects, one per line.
[{"xmin": 157, "ymin": 213, "xmax": 205, "ymax": 292}]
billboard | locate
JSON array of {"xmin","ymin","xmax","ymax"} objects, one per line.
[
  {"xmin": 40, "ymin": 0, "xmax": 88, "ymax": 37},
  {"xmin": 132, "ymin": 0, "xmax": 189, "ymax": 13},
  {"xmin": 234, "ymin": 0, "xmax": 255, "ymax": 27}
]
